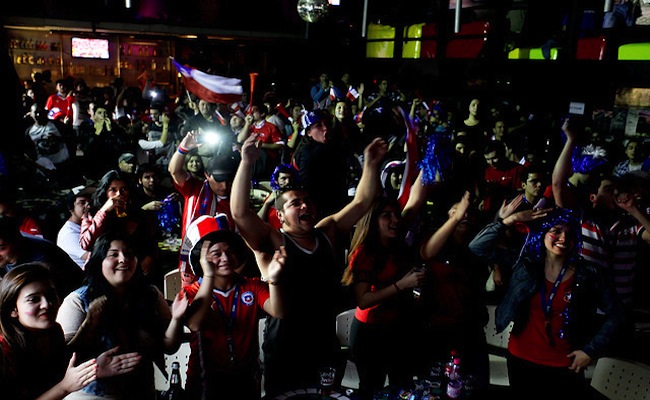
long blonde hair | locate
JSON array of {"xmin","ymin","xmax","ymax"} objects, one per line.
[{"xmin": 341, "ymin": 197, "xmax": 402, "ymax": 286}]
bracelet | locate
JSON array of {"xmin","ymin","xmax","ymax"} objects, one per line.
[
  {"xmin": 393, "ymin": 282, "xmax": 400, "ymax": 292},
  {"xmin": 268, "ymin": 279, "xmax": 278, "ymax": 286},
  {"xmin": 177, "ymin": 145, "xmax": 190, "ymax": 155}
]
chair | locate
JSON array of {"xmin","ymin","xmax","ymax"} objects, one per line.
[
  {"xmin": 164, "ymin": 269, "xmax": 182, "ymax": 302},
  {"xmin": 484, "ymin": 304, "xmax": 513, "ymax": 387},
  {"xmin": 154, "ymin": 341, "xmax": 192, "ymax": 391},
  {"xmin": 336, "ymin": 308, "xmax": 360, "ymax": 389},
  {"xmin": 589, "ymin": 357, "xmax": 650, "ymax": 400}
]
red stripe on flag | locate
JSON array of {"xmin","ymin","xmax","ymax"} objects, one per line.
[
  {"xmin": 181, "ymin": 76, "xmax": 243, "ymax": 104},
  {"xmin": 398, "ymin": 107, "xmax": 419, "ymax": 209}
]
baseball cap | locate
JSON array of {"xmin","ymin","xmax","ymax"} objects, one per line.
[
  {"xmin": 118, "ymin": 153, "xmax": 136, "ymax": 164},
  {"xmin": 186, "ymin": 214, "xmax": 245, "ymax": 277},
  {"xmin": 207, "ymin": 155, "xmax": 239, "ymax": 182}
]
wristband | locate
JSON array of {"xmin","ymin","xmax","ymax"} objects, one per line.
[
  {"xmin": 268, "ymin": 279, "xmax": 278, "ymax": 286},
  {"xmin": 177, "ymin": 145, "xmax": 190, "ymax": 155},
  {"xmin": 393, "ymin": 282, "xmax": 400, "ymax": 292}
]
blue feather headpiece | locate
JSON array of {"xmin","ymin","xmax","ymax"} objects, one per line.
[
  {"xmin": 520, "ymin": 207, "xmax": 582, "ymax": 263},
  {"xmin": 418, "ymin": 130, "xmax": 454, "ymax": 185},
  {"xmin": 571, "ymin": 144, "xmax": 609, "ymax": 174}
]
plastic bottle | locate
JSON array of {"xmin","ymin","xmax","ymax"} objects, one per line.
[
  {"xmin": 446, "ymin": 357, "xmax": 463, "ymax": 399},
  {"xmin": 444, "ymin": 349, "xmax": 457, "ymax": 378},
  {"xmin": 162, "ymin": 361, "xmax": 184, "ymax": 400}
]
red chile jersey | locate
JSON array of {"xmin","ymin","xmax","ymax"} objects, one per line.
[{"xmin": 183, "ymin": 275, "xmax": 270, "ymax": 385}]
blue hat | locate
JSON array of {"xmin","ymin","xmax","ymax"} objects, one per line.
[{"xmin": 300, "ymin": 110, "xmax": 329, "ymax": 135}]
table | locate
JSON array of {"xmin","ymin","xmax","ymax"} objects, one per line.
[{"xmin": 265, "ymin": 387, "xmax": 352, "ymax": 400}]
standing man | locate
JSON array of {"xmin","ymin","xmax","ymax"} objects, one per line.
[
  {"xmin": 231, "ymin": 132, "xmax": 387, "ymax": 397},
  {"xmin": 45, "ymin": 78, "xmax": 76, "ymax": 125},
  {"xmin": 237, "ymin": 102, "xmax": 285, "ymax": 181},
  {"xmin": 181, "ymin": 99, "xmax": 235, "ymax": 165},
  {"xmin": 479, "ymin": 140, "xmax": 525, "ymax": 218},
  {"xmin": 168, "ymin": 130, "xmax": 240, "ymax": 284}
]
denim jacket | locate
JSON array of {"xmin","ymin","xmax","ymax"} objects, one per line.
[{"xmin": 469, "ymin": 220, "xmax": 628, "ymax": 359}]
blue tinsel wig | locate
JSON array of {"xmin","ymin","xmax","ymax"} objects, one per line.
[
  {"xmin": 571, "ymin": 144, "xmax": 609, "ymax": 174},
  {"xmin": 520, "ymin": 207, "xmax": 582, "ymax": 264},
  {"xmin": 417, "ymin": 130, "xmax": 454, "ymax": 185},
  {"xmin": 269, "ymin": 164, "xmax": 300, "ymax": 191}
]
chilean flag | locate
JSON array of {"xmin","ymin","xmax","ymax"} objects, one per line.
[
  {"xmin": 397, "ymin": 106, "xmax": 420, "ymax": 210},
  {"xmin": 172, "ymin": 58, "xmax": 243, "ymax": 104},
  {"xmin": 346, "ymin": 86, "xmax": 359, "ymax": 101}
]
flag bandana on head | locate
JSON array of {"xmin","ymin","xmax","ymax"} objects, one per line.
[{"xmin": 172, "ymin": 58, "xmax": 243, "ymax": 104}]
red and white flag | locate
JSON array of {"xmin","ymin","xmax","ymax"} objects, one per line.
[
  {"xmin": 172, "ymin": 58, "xmax": 243, "ymax": 104},
  {"xmin": 216, "ymin": 110, "xmax": 226, "ymax": 125},
  {"xmin": 329, "ymin": 87, "xmax": 337, "ymax": 101},
  {"xmin": 397, "ymin": 106, "xmax": 420, "ymax": 210},
  {"xmin": 346, "ymin": 86, "xmax": 359, "ymax": 101}
]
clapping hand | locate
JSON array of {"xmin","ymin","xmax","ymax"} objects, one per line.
[
  {"xmin": 498, "ymin": 194, "xmax": 524, "ymax": 221},
  {"xmin": 96, "ymin": 346, "xmax": 143, "ymax": 378},
  {"xmin": 59, "ymin": 353, "xmax": 97, "ymax": 393},
  {"xmin": 171, "ymin": 289, "xmax": 190, "ymax": 321}
]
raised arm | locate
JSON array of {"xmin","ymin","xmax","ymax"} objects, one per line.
[
  {"xmin": 236, "ymin": 114, "xmax": 253, "ymax": 144},
  {"xmin": 263, "ymin": 246, "xmax": 287, "ymax": 318},
  {"xmin": 230, "ymin": 134, "xmax": 274, "ymax": 250},
  {"xmin": 402, "ymin": 169, "xmax": 430, "ymax": 228},
  {"xmin": 552, "ymin": 118, "xmax": 578, "ymax": 208},
  {"xmin": 168, "ymin": 130, "xmax": 199, "ymax": 187},
  {"xmin": 420, "ymin": 191, "xmax": 470, "ymax": 260},
  {"xmin": 316, "ymin": 137, "xmax": 388, "ymax": 234}
]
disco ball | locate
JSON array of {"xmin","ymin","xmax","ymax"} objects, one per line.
[{"xmin": 297, "ymin": 0, "xmax": 329, "ymax": 23}]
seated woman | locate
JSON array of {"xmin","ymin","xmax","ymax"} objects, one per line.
[
  {"xmin": 57, "ymin": 231, "xmax": 188, "ymax": 399},
  {"xmin": 0, "ymin": 262, "xmax": 139, "ymax": 399},
  {"xmin": 80, "ymin": 169, "xmax": 159, "ymax": 277}
]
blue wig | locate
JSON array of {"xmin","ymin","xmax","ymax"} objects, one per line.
[
  {"xmin": 269, "ymin": 164, "xmax": 300, "ymax": 191},
  {"xmin": 417, "ymin": 130, "xmax": 454, "ymax": 185},
  {"xmin": 571, "ymin": 144, "xmax": 609, "ymax": 174},
  {"xmin": 520, "ymin": 208, "xmax": 582, "ymax": 263}
]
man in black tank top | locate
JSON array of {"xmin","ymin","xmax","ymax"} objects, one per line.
[{"xmin": 231, "ymin": 133, "xmax": 388, "ymax": 397}]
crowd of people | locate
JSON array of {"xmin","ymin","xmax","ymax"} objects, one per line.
[{"xmin": 1, "ymin": 67, "xmax": 649, "ymax": 399}]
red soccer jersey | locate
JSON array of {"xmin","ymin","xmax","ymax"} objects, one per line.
[
  {"xmin": 45, "ymin": 93, "xmax": 75, "ymax": 122},
  {"xmin": 183, "ymin": 277, "xmax": 270, "ymax": 386}
]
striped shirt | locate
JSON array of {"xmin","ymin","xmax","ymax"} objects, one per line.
[{"xmin": 581, "ymin": 212, "xmax": 645, "ymax": 305}]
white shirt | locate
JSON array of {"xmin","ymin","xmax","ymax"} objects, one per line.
[{"xmin": 56, "ymin": 220, "xmax": 86, "ymax": 269}]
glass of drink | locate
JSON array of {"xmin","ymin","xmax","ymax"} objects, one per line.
[{"xmin": 318, "ymin": 366, "xmax": 336, "ymax": 396}]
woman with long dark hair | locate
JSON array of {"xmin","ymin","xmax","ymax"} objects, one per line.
[
  {"xmin": 57, "ymin": 231, "xmax": 187, "ymax": 399},
  {"xmin": 341, "ymin": 196, "xmax": 425, "ymax": 400},
  {"xmin": 80, "ymin": 169, "xmax": 160, "ymax": 276},
  {"xmin": 469, "ymin": 205, "xmax": 627, "ymax": 400},
  {"xmin": 0, "ymin": 263, "xmax": 138, "ymax": 399}
]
